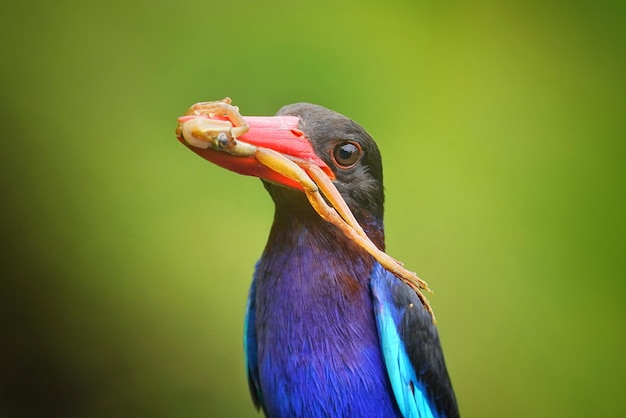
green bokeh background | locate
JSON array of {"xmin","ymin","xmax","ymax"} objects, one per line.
[{"xmin": 2, "ymin": 1, "xmax": 624, "ymax": 417}]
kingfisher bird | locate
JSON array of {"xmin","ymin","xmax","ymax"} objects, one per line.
[{"xmin": 177, "ymin": 101, "xmax": 459, "ymax": 418}]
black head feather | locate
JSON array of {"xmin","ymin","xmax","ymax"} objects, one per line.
[{"xmin": 273, "ymin": 103, "xmax": 385, "ymax": 223}]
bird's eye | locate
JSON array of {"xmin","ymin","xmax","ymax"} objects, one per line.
[{"xmin": 331, "ymin": 142, "xmax": 362, "ymax": 169}]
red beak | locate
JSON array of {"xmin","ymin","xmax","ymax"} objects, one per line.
[{"xmin": 177, "ymin": 115, "xmax": 334, "ymax": 190}]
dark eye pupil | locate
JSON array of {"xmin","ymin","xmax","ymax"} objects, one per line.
[
  {"xmin": 338, "ymin": 144, "xmax": 356, "ymax": 160},
  {"xmin": 333, "ymin": 142, "xmax": 361, "ymax": 168}
]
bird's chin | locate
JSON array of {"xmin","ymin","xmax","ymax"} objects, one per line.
[
  {"xmin": 261, "ymin": 180, "xmax": 317, "ymax": 212},
  {"xmin": 261, "ymin": 178, "xmax": 303, "ymax": 198}
]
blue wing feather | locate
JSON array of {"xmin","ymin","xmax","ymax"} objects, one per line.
[
  {"xmin": 371, "ymin": 263, "xmax": 458, "ymax": 418},
  {"xmin": 244, "ymin": 277, "xmax": 263, "ymax": 410}
]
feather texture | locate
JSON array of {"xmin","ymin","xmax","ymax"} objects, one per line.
[{"xmin": 371, "ymin": 263, "xmax": 458, "ymax": 418}]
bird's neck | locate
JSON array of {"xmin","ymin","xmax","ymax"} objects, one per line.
[
  {"xmin": 261, "ymin": 206, "xmax": 379, "ymax": 301},
  {"xmin": 266, "ymin": 183, "xmax": 386, "ymax": 251},
  {"xmin": 258, "ymin": 193, "xmax": 388, "ymax": 306}
]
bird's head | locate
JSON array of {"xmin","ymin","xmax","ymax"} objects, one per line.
[{"xmin": 272, "ymin": 103, "xmax": 384, "ymax": 223}]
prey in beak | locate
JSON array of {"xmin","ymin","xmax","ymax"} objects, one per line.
[{"xmin": 176, "ymin": 98, "xmax": 435, "ymax": 321}]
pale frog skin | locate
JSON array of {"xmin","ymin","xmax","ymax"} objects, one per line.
[{"xmin": 176, "ymin": 97, "xmax": 254, "ymax": 155}]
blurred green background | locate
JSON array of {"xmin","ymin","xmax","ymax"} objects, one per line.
[{"xmin": 1, "ymin": 0, "xmax": 624, "ymax": 417}]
